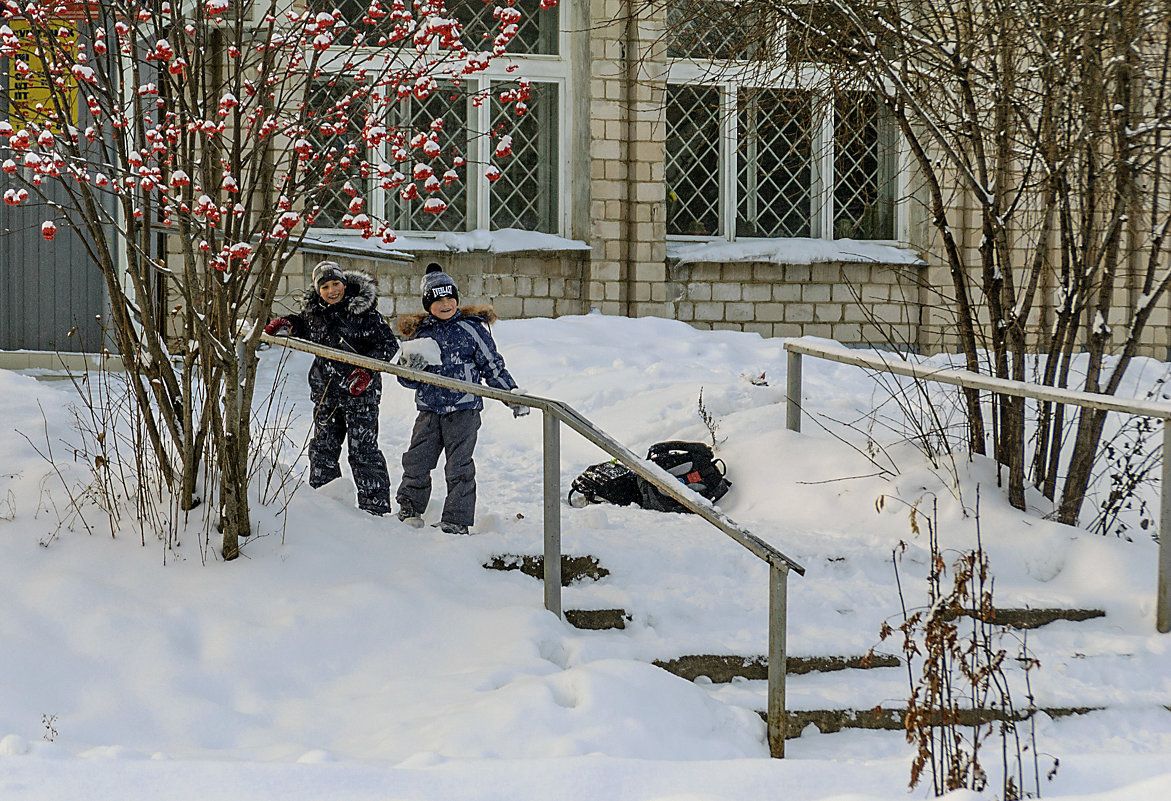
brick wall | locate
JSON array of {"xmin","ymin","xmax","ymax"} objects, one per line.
[
  {"xmin": 667, "ymin": 259, "xmax": 927, "ymax": 348},
  {"xmin": 585, "ymin": 0, "xmax": 670, "ymax": 317},
  {"xmin": 273, "ymin": 250, "xmax": 591, "ymax": 330}
]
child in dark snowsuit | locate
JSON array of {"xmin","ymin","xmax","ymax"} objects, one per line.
[
  {"xmin": 265, "ymin": 261, "xmax": 400, "ymax": 515},
  {"xmin": 395, "ymin": 263, "xmax": 527, "ymax": 534}
]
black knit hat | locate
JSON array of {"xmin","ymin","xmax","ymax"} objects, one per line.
[
  {"xmin": 421, "ymin": 262, "xmax": 458, "ymax": 311},
  {"xmin": 312, "ymin": 260, "xmax": 345, "ymax": 289}
]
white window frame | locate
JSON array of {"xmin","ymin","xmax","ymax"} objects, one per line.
[
  {"xmin": 666, "ymin": 53, "xmax": 906, "ymax": 244},
  {"xmin": 311, "ymin": 3, "xmax": 572, "ymax": 237}
]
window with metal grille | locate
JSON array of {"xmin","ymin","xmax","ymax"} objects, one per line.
[
  {"xmin": 305, "ymin": 0, "xmax": 395, "ymax": 46},
  {"xmin": 306, "ymin": 0, "xmax": 559, "ymax": 53},
  {"xmin": 666, "ymin": 85, "xmax": 720, "ymax": 236},
  {"xmin": 387, "ymin": 85, "xmax": 470, "ymax": 232},
  {"xmin": 736, "ymin": 88, "xmax": 813, "ymax": 238},
  {"xmin": 305, "ymin": 77, "xmax": 370, "ymax": 229},
  {"xmin": 305, "ymin": 1, "xmax": 567, "ymax": 235},
  {"xmin": 833, "ymin": 92, "xmax": 897, "ymax": 239},
  {"xmin": 666, "ymin": 0, "xmax": 769, "ymax": 60},
  {"xmin": 489, "ymin": 81, "xmax": 558, "ymax": 231},
  {"xmin": 452, "ymin": 0, "xmax": 559, "ymax": 56},
  {"xmin": 665, "ymin": 83, "xmax": 897, "ymax": 240}
]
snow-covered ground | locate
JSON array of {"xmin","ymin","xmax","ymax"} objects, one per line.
[{"xmin": 1, "ymin": 313, "xmax": 1168, "ymax": 800}]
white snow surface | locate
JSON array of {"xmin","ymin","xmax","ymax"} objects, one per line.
[
  {"xmin": 667, "ymin": 236, "xmax": 924, "ymax": 266},
  {"xmin": 303, "ymin": 227, "xmax": 592, "ymax": 259},
  {"xmin": 0, "ymin": 313, "xmax": 1169, "ymax": 800}
]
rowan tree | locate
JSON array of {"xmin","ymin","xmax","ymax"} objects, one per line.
[{"xmin": 0, "ymin": 0, "xmax": 551, "ymax": 557}]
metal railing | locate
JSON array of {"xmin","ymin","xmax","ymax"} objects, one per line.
[
  {"xmin": 261, "ymin": 332, "xmax": 805, "ymax": 757},
  {"xmin": 783, "ymin": 336, "xmax": 1171, "ymax": 634}
]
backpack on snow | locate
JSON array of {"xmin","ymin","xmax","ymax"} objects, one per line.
[
  {"xmin": 567, "ymin": 441, "xmax": 731, "ymax": 513},
  {"xmin": 636, "ymin": 440, "xmax": 731, "ymax": 513},
  {"xmin": 568, "ymin": 460, "xmax": 642, "ymax": 508}
]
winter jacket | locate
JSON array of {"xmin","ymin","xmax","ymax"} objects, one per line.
[
  {"xmin": 287, "ymin": 270, "xmax": 399, "ymax": 404},
  {"xmin": 397, "ymin": 308, "xmax": 516, "ymax": 414}
]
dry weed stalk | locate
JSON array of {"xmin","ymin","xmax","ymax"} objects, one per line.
[{"xmin": 878, "ymin": 492, "xmax": 1056, "ymax": 798}]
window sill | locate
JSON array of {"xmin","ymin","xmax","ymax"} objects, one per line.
[
  {"xmin": 666, "ymin": 237, "xmax": 925, "ymax": 267},
  {"xmin": 303, "ymin": 228, "xmax": 591, "ymax": 260}
]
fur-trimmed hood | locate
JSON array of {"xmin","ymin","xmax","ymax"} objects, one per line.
[
  {"xmin": 300, "ymin": 269, "xmax": 379, "ymax": 317},
  {"xmin": 396, "ymin": 304, "xmax": 497, "ymax": 339}
]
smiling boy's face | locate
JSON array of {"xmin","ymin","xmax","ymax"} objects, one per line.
[
  {"xmin": 318, "ymin": 279, "xmax": 345, "ymax": 305},
  {"xmin": 430, "ymin": 297, "xmax": 458, "ymax": 320}
]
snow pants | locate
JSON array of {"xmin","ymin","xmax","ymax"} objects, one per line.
[
  {"xmin": 396, "ymin": 409, "xmax": 481, "ymax": 527},
  {"xmin": 309, "ymin": 398, "xmax": 391, "ymax": 515}
]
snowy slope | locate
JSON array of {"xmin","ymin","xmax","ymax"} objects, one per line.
[{"xmin": 0, "ymin": 313, "xmax": 1168, "ymax": 800}]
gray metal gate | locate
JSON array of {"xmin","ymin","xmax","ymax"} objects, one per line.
[{"xmin": 0, "ymin": 181, "xmax": 108, "ymax": 353}]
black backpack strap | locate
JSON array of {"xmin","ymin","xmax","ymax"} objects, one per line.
[{"xmin": 646, "ymin": 440, "xmax": 712, "ymax": 460}]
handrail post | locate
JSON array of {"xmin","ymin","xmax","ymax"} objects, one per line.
[
  {"xmin": 767, "ymin": 562, "xmax": 789, "ymax": 757},
  {"xmin": 543, "ymin": 408, "xmax": 562, "ymax": 618},
  {"xmin": 1159, "ymin": 421, "xmax": 1171, "ymax": 633},
  {"xmin": 786, "ymin": 350, "xmax": 802, "ymax": 432}
]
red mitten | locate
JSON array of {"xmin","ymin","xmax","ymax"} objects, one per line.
[
  {"xmin": 346, "ymin": 368, "xmax": 372, "ymax": 396},
  {"xmin": 264, "ymin": 317, "xmax": 292, "ymax": 336}
]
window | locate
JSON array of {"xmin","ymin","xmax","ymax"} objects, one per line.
[
  {"xmin": 666, "ymin": 0, "xmax": 770, "ymax": 60},
  {"xmin": 736, "ymin": 88, "xmax": 814, "ymax": 238},
  {"xmin": 666, "ymin": 5, "xmax": 900, "ymax": 241},
  {"xmin": 305, "ymin": 76, "xmax": 370, "ymax": 229},
  {"xmin": 665, "ymin": 85, "xmax": 720, "ymax": 236},
  {"xmin": 833, "ymin": 92, "xmax": 896, "ymax": 239},
  {"xmin": 452, "ymin": 0, "xmax": 559, "ymax": 56},
  {"xmin": 488, "ymin": 81, "xmax": 558, "ymax": 231},
  {"xmin": 307, "ymin": 0, "xmax": 566, "ymax": 235}
]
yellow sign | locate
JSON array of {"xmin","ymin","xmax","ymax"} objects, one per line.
[{"xmin": 7, "ymin": 19, "xmax": 79, "ymax": 134}]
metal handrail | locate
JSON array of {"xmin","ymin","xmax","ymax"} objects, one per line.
[
  {"xmin": 783, "ymin": 336, "xmax": 1171, "ymax": 634},
  {"xmin": 261, "ymin": 331, "xmax": 804, "ymax": 757}
]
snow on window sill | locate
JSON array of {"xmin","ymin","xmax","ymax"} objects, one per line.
[
  {"xmin": 666, "ymin": 236, "xmax": 925, "ymax": 267},
  {"xmin": 301, "ymin": 228, "xmax": 591, "ymax": 260}
]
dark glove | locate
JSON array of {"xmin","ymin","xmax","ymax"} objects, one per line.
[
  {"xmin": 345, "ymin": 367, "xmax": 372, "ymax": 396},
  {"xmin": 264, "ymin": 317, "xmax": 292, "ymax": 336},
  {"xmin": 403, "ymin": 352, "xmax": 430, "ymax": 371}
]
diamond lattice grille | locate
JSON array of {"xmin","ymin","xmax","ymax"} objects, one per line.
[
  {"xmin": 834, "ymin": 92, "xmax": 895, "ymax": 239},
  {"xmin": 666, "ymin": 0, "xmax": 766, "ymax": 59},
  {"xmin": 451, "ymin": 0, "xmax": 559, "ymax": 55},
  {"xmin": 489, "ymin": 81, "xmax": 558, "ymax": 232},
  {"xmin": 391, "ymin": 86, "xmax": 469, "ymax": 232},
  {"xmin": 666, "ymin": 85, "xmax": 721, "ymax": 236},
  {"xmin": 306, "ymin": 0, "xmax": 395, "ymax": 45},
  {"xmin": 306, "ymin": 77, "xmax": 369, "ymax": 229},
  {"xmin": 736, "ymin": 89, "xmax": 813, "ymax": 238}
]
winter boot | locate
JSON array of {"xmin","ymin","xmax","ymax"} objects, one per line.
[
  {"xmin": 396, "ymin": 502, "xmax": 424, "ymax": 528},
  {"xmin": 438, "ymin": 521, "xmax": 470, "ymax": 536}
]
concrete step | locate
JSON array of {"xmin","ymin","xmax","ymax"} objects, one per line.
[
  {"xmin": 484, "ymin": 553, "xmax": 609, "ymax": 586},
  {"xmin": 773, "ymin": 705, "xmax": 1099, "ymax": 738},
  {"xmin": 941, "ymin": 607, "xmax": 1105, "ymax": 629},
  {"xmin": 654, "ymin": 653, "xmax": 900, "ymax": 682},
  {"xmin": 564, "ymin": 608, "xmax": 629, "ymax": 630}
]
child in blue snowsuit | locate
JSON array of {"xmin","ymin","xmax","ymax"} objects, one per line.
[
  {"xmin": 265, "ymin": 261, "xmax": 400, "ymax": 515},
  {"xmin": 395, "ymin": 263, "xmax": 527, "ymax": 534}
]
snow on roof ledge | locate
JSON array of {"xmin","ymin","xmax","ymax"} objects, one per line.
[
  {"xmin": 667, "ymin": 237, "xmax": 925, "ymax": 267},
  {"xmin": 302, "ymin": 228, "xmax": 591, "ymax": 260}
]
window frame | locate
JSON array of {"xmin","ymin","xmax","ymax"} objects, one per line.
[
  {"xmin": 666, "ymin": 35, "xmax": 905, "ymax": 244},
  {"xmin": 308, "ymin": 2, "xmax": 572, "ymax": 237}
]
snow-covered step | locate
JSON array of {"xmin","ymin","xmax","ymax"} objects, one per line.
[
  {"xmin": 942, "ymin": 607, "xmax": 1105, "ymax": 629},
  {"xmin": 653, "ymin": 653, "xmax": 901, "ymax": 683},
  {"xmin": 483, "ymin": 553, "xmax": 609, "ymax": 586},
  {"xmin": 780, "ymin": 705, "xmax": 1100, "ymax": 737},
  {"xmin": 564, "ymin": 608, "xmax": 629, "ymax": 630}
]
